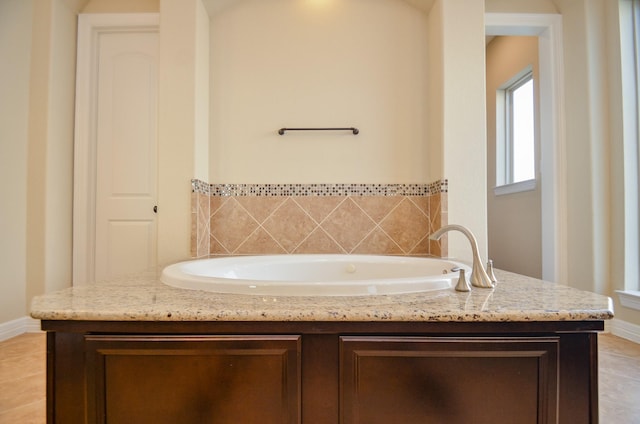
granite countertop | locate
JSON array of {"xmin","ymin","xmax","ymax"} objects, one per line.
[{"xmin": 30, "ymin": 268, "xmax": 614, "ymax": 323}]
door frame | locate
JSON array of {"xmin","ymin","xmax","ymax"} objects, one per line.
[
  {"xmin": 73, "ymin": 13, "xmax": 159, "ymax": 285},
  {"xmin": 485, "ymin": 13, "xmax": 567, "ymax": 283}
]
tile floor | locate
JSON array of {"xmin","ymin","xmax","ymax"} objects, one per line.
[
  {"xmin": 0, "ymin": 332, "xmax": 638, "ymax": 423},
  {"xmin": 598, "ymin": 333, "xmax": 640, "ymax": 423},
  {"xmin": 0, "ymin": 333, "xmax": 45, "ymax": 424}
]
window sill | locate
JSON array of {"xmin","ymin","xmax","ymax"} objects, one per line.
[
  {"xmin": 493, "ymin": 179, "xmax": 537, "ymax": 196},
  {"xmin": 616, "ymin": 290, "xmax": 640, "ymax": 311}
]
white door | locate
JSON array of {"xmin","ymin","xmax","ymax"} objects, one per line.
[{"xmin": 73, "ymin": 15, "xmax": 159, "ymax": 283}]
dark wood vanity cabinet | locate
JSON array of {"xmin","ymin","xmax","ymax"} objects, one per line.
[
  {"xmin": 340, "ymin": 336, "xmax": 559, "ymax": 424},
  {"xmin": 44, "ymin": 320, "xmax": 601, "ymax": 424},
  {"xmin": 83, "ymin": 335, "xmax": 301, "ymax": 424}
]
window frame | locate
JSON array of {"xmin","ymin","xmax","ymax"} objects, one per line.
[
  {"xmin": 495, "ymin": 65, "xmax": 537, "ymax": 195},
  {"xmin": 616, "ymin": 0, "xmax": 640, "ymax": 307}
]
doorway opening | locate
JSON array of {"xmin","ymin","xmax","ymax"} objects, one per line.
[{"xmin": 485, "ymin": 13, "xmax": 566, "ymax": 282}]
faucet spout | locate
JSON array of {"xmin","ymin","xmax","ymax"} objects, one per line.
[{"xmin": 429, "ymin": 224, "xmax": 494, "ymax": 289}]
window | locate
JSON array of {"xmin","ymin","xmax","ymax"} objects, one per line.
[
  {"xmin": 495, "ymin": 67, "xmax": 536, "ymax": 194},
  {"xmin": 617, "ymin": 0, "xmax": 640, "ymax": 304},
  {"xmin": 508, "ymin": 76, "xmax": 535, "ymax": 182}
]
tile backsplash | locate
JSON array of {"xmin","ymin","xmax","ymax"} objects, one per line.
[{"xmin": 192, "ymin": 181, "xmax": 447, "ymax": 258}]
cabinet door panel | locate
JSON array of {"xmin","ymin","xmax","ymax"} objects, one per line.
[
  {"xmin": 85, "ymin": 335, "xmax": 300, "ymax": 424},
  {"xmin": 340, "ymin": 336, "xmax": 558, "ymax": 424}
]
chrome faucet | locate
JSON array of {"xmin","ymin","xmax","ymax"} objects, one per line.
[{"xmin": 429, "ymin": 224, "xmax": 495, "ymax": 289}]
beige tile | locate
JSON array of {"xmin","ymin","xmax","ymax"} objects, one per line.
[
  {"xmin": 0, "ymin": 373, "xmax": 45, "ymax": 411},
  {"xmin": 351, "ymin": 196, "xmax": 402, "ymax": 222},
  {"xmin": 429, "ymin": 238, "xmax": 443, "ymax": 257},
  {"xmin": 190, "ymin": 192, "xmax": 197, "ymax": 213},
  {"xmin": 198, "ymin": 193, "xmax": 210, "ymax": 222},
  {"xmin": 0, "ymin": 351, "xmax": 44, "ymax": 383},
  {"xmin": 209, "ymin": 195, "xmax": 229, "ymax": 216},
  {"xmin": 428, "ymin": 193, "xmax": 442, "ymax": 233},
  {"xmin": 236, "ymin": 196, "xmax": 286, "ymax": 223},
  {"xmin": 440, "ymin": 192, "xmax": 448, "ymax": 213},
  {"xmin": 0, "ymin": 333, "xmax": 44, "ymax": 357},
  {"xmin": 190, "ymin": 211, "xmax": 198, "ymax": 257},
  {"xmin": 321, "ymin": 198, "xmax": 376, "ymax": 253},
  {"xmin": 379, "ymin": 198, "xmax": 430, "ymax": 253},
  {"xmin": 235, "ymin": 227, "xmax": 286, "ymax": 255},
  {"xmin": 195, "ymin": 192, "xmax": 447, "ymax": 257},
  {"xmin": 209, "ymin": 233, "xmax": 230, "ymax": 255},
  {"xmin": 352, "ymin": 227, "xmax": 404, "ymax": 255},
  {"xmin": 0, "ymin": 333, "xmax": 45, "ymax": 424},
  {"xmin": 0, "ymin": 399, "xmax": 46, "ymax": 424},
  {"xmin": 408, "ymin": 196, "xmax": 430, "ymax": 216},
  {"xmin": 211, "ymin": 198, "xmax": 259, "ymax": 253},
  {"xmin": 599, "ymin": 334, "xmax": 640, "ymax": 423},
  {"xmin": 292, "ymin": 196, "xmax": 344, "ymax": 223},
  {"xmin": 262, "ymin": 199, "xmax": 318, "ymax": 252},
  {"xmin": 192, "ymin": 184, "xmax": 454, "ymax": 258},
  {"xmin": 409, "ymin": 234, "xmax": 431, "ymax": 256},
  {"xmin": 438, "ymin": 211, "xmax": 448, "ymax": 257},
  {"xmin": 197, "ymin": 225, "xmax": 210, "ymax": 257},
  {"xmin": 600, "ymin": 332, "xmax": 640, "ymax": 357},
  {"xmin": 294, "ymin": 227, "xmax": 345, "ymax": 254}
]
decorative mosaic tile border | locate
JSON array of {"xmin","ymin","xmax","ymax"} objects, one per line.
[
  {"xmin": 191, "ymin": 180, "xmax": 448, "ymax": 197},
  {"xmin": 191, "ymin": 179, "xmax": 448, "ymax": 258},
  {"xmin": 191, "ymin": 179, "xmax": 210, "ymax": 195}
]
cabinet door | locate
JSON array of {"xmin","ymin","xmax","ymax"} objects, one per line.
[
  {"xmin": 340, "ymin": 336, "xmax": 558, "ymax": 424},
  {"xmin": 85, "ymin": 335, "xmax": 300, "ymax": 424}
]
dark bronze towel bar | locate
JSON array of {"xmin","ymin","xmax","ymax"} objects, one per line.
[{"xmin": 278, "ymin": 127, "xmax": 359, "ymax": 135}]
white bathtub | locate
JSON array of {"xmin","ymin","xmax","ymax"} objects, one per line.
[{"xmin": 161, "ymin": 255, "xmax": 471, "ymax": 296}]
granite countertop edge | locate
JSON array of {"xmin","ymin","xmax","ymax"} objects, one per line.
[{"xmin": 29, "ymin": 269, "xmax": 615, "ymax": 323}]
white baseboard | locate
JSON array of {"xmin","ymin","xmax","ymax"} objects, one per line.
[
  {"xmin": 0, "ymin": 316, "xmax": 42, "ymax": 342},
  {"xmin": 608, "ymin": 318, "xmax": 640, "ymax": 344}
]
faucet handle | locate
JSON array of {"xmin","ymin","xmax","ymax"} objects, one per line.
[
  {"xmin": 455, "ymin": 269, "xmax": 471, "ymax": 292},
  {"xmin": 486, "ymin": 260, "xmax": 498, "ymax": 284}
]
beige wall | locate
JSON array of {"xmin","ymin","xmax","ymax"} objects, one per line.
[
  {"xmin": 486, "ymin": 36, "xmax": 542, "ymax": 278},
  {"xmin": 209, "ymin": 0, "xmax": 430, "ymax": 184},
  {"xmin": 485, "ymin": 0, "xmax": 558, "ymax": 14},
  {"xmin": 194, "ymin": 0, "xmax": 210, "ymax": 181},
  {"xmin": 157, "ymin": 0, "xmax": 210, "ymax": 265},
  {"xmin": 550, "ymin": 0, "xmax": 611, "ymax": 297},
  {"xmin": 26, "ymin": 0, "xmax": 84, "ymax": 309},
  {"xmin": 0, "ymin": 0, "xmax": 33, "ymax": 323},
  {"xmin": 447, "ymin": 0, "xmax": 488, "ymax": 262},
  {"xmin": 82, "ymin": 0, "xmax": 158, "ymax": 13},
  {"xmin": 426, "ymin": 0, "xmax": 443, "ymax": 183},
  {"xmin": 208, "ymin": 0, "xmax": 486, "ymax": 262},
  {"xmin": 604, "ymin": 0, "xmax": 640, "ymax": 328},
  {"xmin": 0, "ymin": 0, "xmax": 83, "ymax": 325},
  {"xmin": 549, "ymin": 0, "xmax": 640, "ymax": 329}
]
